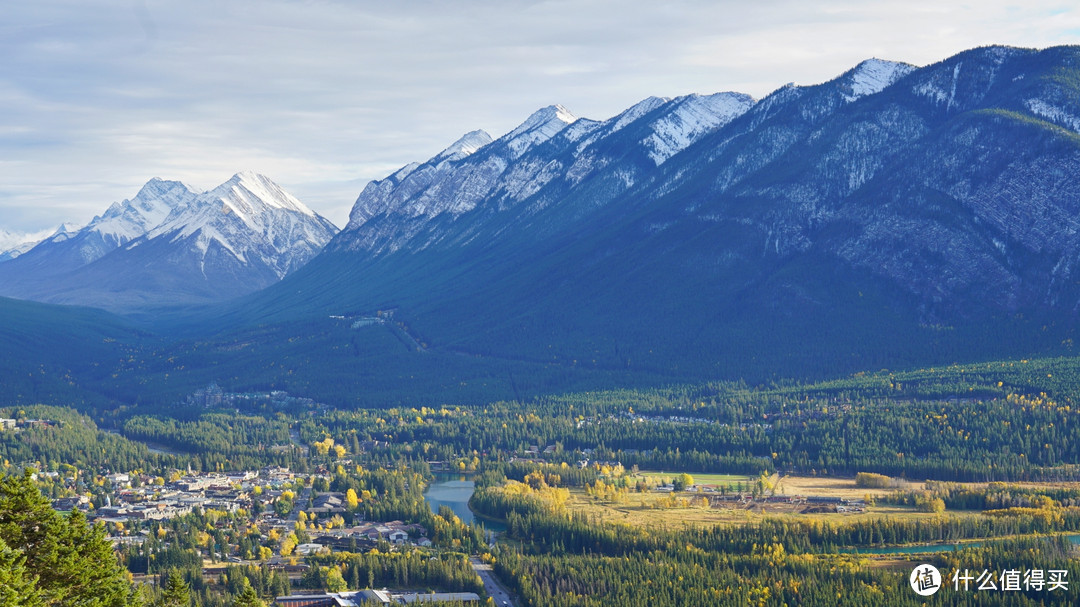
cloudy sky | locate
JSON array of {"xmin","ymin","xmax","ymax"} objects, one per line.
[{"xmin": 2, "ymin": 0, "xmax": 1078, "ymax": 239}]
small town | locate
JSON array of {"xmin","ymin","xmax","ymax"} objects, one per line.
[
  {"xmin": 37, "ymin": 459, "xmax": 487, "ymax": 605},
  {"xmin": 67, "ymin": 467, "xmax": 439, "ymax": 550}
]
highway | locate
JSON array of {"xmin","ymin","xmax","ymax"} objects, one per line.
[{"xmin": 471, "ymin": 557, "xmax": 517, "ymax": 607}]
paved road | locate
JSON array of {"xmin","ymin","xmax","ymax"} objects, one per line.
[
  {"xmin": 471, "ymin": 557, "xmax": 517, "ymax": 607},
  {"xmin": 288, "ymin": 426, "xmax": 304, "ymax": 448}
]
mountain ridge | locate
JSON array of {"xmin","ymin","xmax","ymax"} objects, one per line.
[
  {"xmin": 0, "ymin": 173, "xmax": 337, "ymax": 312},
  {"xmin": 213, "ymin": 44, "xmax": 1080, "ymax": 383},
  {"xmin": 5, "ymin": 44, "xmax": 1080, "ymax": 408}
]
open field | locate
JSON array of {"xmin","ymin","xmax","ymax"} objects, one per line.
[
  {"xmin": 634, "ymin": 472, "xmax": 1080, "ymax": 500},
  {"xmin": 637, "ymin": 471, "xmax": 920, "ymax": 499},
  {"xmin": 564, "ymin": 472, "xmax": 1080, "ymax": 530},
  {"xmin": 564, "ymin": 486, "xmax": 978, "ymax": 528}
]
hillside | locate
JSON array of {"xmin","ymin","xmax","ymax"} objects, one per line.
[{"xmin": 0, "ymin": 296, "xmax": 150, "ymax": 408}]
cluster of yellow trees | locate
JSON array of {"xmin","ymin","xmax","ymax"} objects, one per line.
[
  {"xmin": 501, "ymin": 473, "xmax": 570, "ymax": 513},
  {"xmin": 585, "ymin": 479, "xmax": 629, "ymax": 503},
  {"xmin": 311, "ymin": 436, "xmax": 346, "ymax": 458}
]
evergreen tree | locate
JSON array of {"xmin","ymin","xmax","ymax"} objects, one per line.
[
  {"xmin": 0, "ymin": 536, "xmax": 44, "ymax": 607},
  {"xmin": 231, "ymin": 580, "xmax": 265, "ymax": 607},
  {"xmin": 62, "ymin": 508, "xmax": 132, "ymax": 606},
  {"xmin": 0, "ymin": 469, "xmax": 132, "ymax": 606},
  {"xmin": 160, "ymin": 569, "xmax": 190, "ymax": 607}
]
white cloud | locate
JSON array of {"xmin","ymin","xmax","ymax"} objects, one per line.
[{"xmin": 1, "ymin": 0, "xmax": 1078, "ymax": 231}]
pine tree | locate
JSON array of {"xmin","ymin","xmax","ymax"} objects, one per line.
[
  {"xmin": 231, "ymin": 579, "xmax": 265, "ymax": 607},
  {"xmin": 0, "ymin": 536, "xmax": 44, "ymax": 607},
  {"xmin": 270, "ymin": 570, "xmax": 290, "ymax": 598},
  {"xmin": 160, "ymin": 569, "xmax": 191, "ymax": 607},
  {"xmin": 62, "ymin": 509, "xmax": 132, "ymax": 606},
  {"xmin": 0, "ymin": 469, "xmax": 132, "ymax": 606},
  {"xmin": 0, "ymin": 469, "xmax": 67, "ymax": 600}
]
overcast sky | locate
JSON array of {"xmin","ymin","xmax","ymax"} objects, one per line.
[{"xmin": 2, "ymin": 0, "xmax": 1079, "ymax": 238}]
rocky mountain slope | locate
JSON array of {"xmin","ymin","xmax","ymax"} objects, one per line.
[{"xmin": 215, "ymin": 45, "xmax": 1080, "ymax": 381}]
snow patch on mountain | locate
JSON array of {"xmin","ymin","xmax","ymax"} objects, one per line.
[
  {"xmin": 501, "ymin": 158, "xmax": 566, "ymax": 202},
  {"xmin": 392, "ymin": 162, "xmax": 422, "ymax": 182},
  {"xmin": 198, "ymin": 226, "xmax": 245, "ymax": 264},
  {"xmin": 562, "ymin": 118, "xmax": 602, "ymax": 144},
  {"xmin": 748, "ymin": 84, "xmax": 806, "ymax": 126},
  {"xmin": 1025, "ymin": 98, "xmax": 1080, "ymax": 133},
  {"xmin": 913, "ymin": 62, "xmax": 964, "ymax": 108},
  {"xmin": 565, "ymin": 150, "xmax": 606, "ymax": 186}
]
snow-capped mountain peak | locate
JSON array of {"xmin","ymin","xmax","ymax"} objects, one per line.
[
  {"xmin": 338, "ymin": 91, "xmax": 760, "ymax": 250},
  {"xmin": 89, "ymin": 178, "xmax": 194, "ymax": 246},
  {"xmin": 504, "ymin": 104, "xmax": 578, "ymax": 158},
  {"xmin": 134, "ymin": 176, "xmax": 192, "ymax": 202},
  {"xmin": 842, "ymin": 58, "xmax": 916, "ymax": 101},
  {"xmin": 437, "ymin": 130, "xmax": 493, "ymax": 161},
  {"xmin": 507, "ymin": 104, "xmax": 577, "ymax": 138},
  {"xmin": 50, "ymin": 222, "xmax": 83, "ymax": 240},
  {"xmin": 0, "ymin": 229, "xmax": 44, "ymax": 251},
  {"xmin": 0, "ymin": 178, "xmax": 194, "ymax": 269},
  {"xmin": 212, "ymin": 171, "xmax": 317, "ymax": 219},
  {"xmin": 0, "ymin": 172, "xmax": 337, "ymax": 310},
  {"xmin": 139, "ymin": 172, "xmax": 337, "ymax": 280}
]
